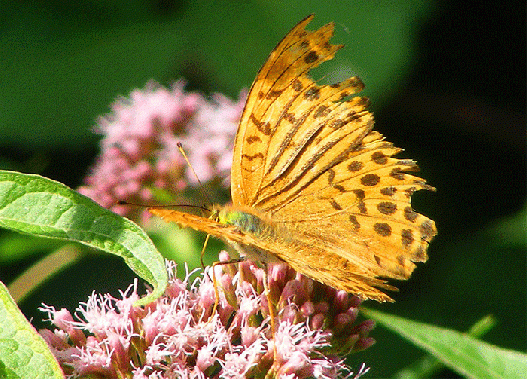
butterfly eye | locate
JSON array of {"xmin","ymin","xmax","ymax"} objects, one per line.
[{"xmin": 209, "ymin": 208, "xmax": 220, "ymax": 222}]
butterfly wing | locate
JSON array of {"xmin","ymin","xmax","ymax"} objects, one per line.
[
  {"xmin": 150, "ymin": 208, "xmax": 397, "ymax": 302},
  {"xmin": 149, "ymin": 208, "xmax": 258, "ymax": 247},
  {"xmin": 269, "ymin": 132, "xmax": 437, "ymax": 283},
  {"xmin": 231, "ymin": 14, "xmax": 360, "ymax": 206},
  {"xmin": 230, "ymin": 15, "xmax": 436, "ymax": 298}
]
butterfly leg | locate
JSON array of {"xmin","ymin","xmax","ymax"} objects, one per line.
[
  {"xmin": 200, "ymin": 234, "xmax": 211, "ymax": 269},
  {"xmin": 262, "ymin": 262, "xmax": 280, "ymax": 365},
  {"xmin": 210, "ymin": 257, "xmax": 245, "ymax": 320}
]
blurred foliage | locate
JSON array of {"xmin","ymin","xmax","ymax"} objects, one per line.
[
  {"xmin": 0, "ymin": 1, "xmax": 524, "ymax": 378},
  {"xmin": 0, "ymin": 0, "xmax": 432, "ymax": 150}
]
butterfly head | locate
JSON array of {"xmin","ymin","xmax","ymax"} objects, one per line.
[{"xmin": 208, "ymin": 207, "xmax": 220, "ymax": 222}]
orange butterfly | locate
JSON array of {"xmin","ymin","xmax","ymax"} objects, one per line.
[{"xmin": 151, "ymin": 15, "xmax": 436, "ymax": 302}]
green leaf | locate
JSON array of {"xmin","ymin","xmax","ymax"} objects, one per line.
[
  {"xmin": 0, "ymin": 280, "xmax": 63, "ymax": 378},
  {"xmin": 0, "ymin": 170, "xmax": 167, "ymax": 306},
  {"xmin": 362, "ymin": 308, "xmax": 527, "ymax": 379},
  {"xmin": 392, "ymin": 314, "xmax": 498, "ymax": 379}
]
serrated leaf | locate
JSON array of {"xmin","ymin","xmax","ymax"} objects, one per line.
[
  {"xmin": 362, "ymin": 308, "xmax": 527, "ymax": 379},
  {"xmin": 0, "ymin": 280, "xmax": 63, "ymax": 378},
  {"xmin": 0, "ymin": 170, "xmax": 167, "ymax": 306}
]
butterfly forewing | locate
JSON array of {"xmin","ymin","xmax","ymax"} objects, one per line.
[
  {"xmin": 254, "ymin": 96, "xmax": 374, "ymax": 209},
  {"xmin": 231, "ymin": 14, "xmax": 343, "ymax": 206}
]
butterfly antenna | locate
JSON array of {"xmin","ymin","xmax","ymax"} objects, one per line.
[
  {"xmin": 177, "ymin": 142, "xmax": 213, "ymax": 206},
  {"xmin": 122, "ymin": 201, "xmax": 210, "ymax": 213}
]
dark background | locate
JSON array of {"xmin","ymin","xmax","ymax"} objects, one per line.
[{"xmin": 0, "ymin": 1, "xmax": 524, "ymax": 377}]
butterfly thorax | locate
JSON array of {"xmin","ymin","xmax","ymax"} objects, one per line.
[
  {"xmin": 215, "ymin": 205, "xmax": 276, "ymax": 238},
  {"xmin": 215, "ymin": 205, "xmax": 287, "ymax": 264}
]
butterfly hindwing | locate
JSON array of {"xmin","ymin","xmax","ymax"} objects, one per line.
[
  {"xmin": 264, "ymin": 128, "xmax": 436, "ymax": 280},
  {"xmin": 149, "ymin": 208, "xmax": 397, "ymax": 301}
]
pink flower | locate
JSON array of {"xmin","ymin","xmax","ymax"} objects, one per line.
[
  {"xmin": 78, "ymin": 81, "xmax": 245, "ymax": 220},
  {"xmin": 40, "ymin": 258, "xmax": 373, "ymax": 378}
]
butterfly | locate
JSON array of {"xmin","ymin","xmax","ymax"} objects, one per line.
[{"xmin": 150, "ymin": 14, "xmax": 437, "ymax": 302}]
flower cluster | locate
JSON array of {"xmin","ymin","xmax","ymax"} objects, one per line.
[
  {"xmin": 40, "ymin": 255, "xmax": 374, "ymax": 378},
  {"xmin": 77, "ymin": 81, "xmax": 245, "ymax": 219}
]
